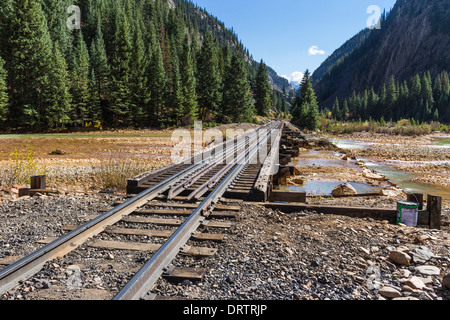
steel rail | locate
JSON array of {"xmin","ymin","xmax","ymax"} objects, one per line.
[
  {"xmin": 186, "ymin": 131, "xmax": 262, "ymax": 201},
  {"xmin": 0, "ymin": 121, "xmax": 277, "ymax": 295},
  {"xmin": 113, "ymin": 121, "xmax": 282, "ymax": 300},
  {"xmin": 166, "ymin": 122, "xmax": 276, "ymax": 200}
]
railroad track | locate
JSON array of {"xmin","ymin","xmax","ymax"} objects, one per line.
[{"xmin": 0, "ymin": 120, "xmax": 284, "ymax": 300}]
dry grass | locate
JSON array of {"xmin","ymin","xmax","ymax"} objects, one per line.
[{"xmin": 92, "ymin": 150, "xmax": 162, "ymax": 191}]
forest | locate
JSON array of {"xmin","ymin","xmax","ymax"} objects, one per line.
[
  {"xmin": 330, "ymin": 71, "xmax": 450, "ymax": 124},
  {"xmin": 0, "ymin": 0, "xmax": 277, "ymax": 132}
]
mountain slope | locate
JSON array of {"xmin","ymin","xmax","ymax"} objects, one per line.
[
  {"xmin": 313, "ymin": 0, "xmax": 450, "ymax": 110},
  {"xmin": 175, "ymin": 0, "xmax": 290, "ymax": 92}
]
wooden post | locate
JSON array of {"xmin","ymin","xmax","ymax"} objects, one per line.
[
  {"xmin": 427, "ymin": 194, "xmax": 442, "ymax": 230},
  {"xmin": 407, "ymin": 193, "xmax": 423, "ymax": 210},
  {"xmin": 31, "ymin": 175, "xmax": 46, "ymax": 190}
]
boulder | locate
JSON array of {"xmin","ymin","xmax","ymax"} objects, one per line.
[
  {"xmin": 331, "ymin": 183, "xmax": 357, "ymax": 196},
  {"xmin": 362, "ymin": 168, "xmax": 385, "ymax": 180}
]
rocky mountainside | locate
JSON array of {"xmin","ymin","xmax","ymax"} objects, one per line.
[{"xmin": 313, "ymin": 0, "xmax": 450, "ymax": 110}]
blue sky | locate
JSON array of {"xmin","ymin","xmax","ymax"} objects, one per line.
[{"xmin": 192, "ymin": 0, "xmax": 397, "ymax": 83}]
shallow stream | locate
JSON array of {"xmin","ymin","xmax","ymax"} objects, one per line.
[{"xmin": 286, "ymin": 136, "xmax": 450, "ymax": 199}]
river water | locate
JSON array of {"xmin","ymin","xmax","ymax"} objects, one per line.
[{"xmin": 285, "ymin": 136, "xmax": 450, "ymax": 199}]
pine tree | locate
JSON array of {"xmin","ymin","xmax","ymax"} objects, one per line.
[
  {"xmin": 147, "ymin": 41, "xmax": 166, "ymax": 123},
  {"xmin": 421, "ymin": 71, "xmax": 434, "ymax": 106},
  {"xmin": 88, "ymin": 69, "xmax": 101, "ymax": 123},
  {"xmin": 222, "ymin": 51, "xmax": 255, "ymax": 123},
  {"xmin": 332, "ymin": 97, "xmax": 340, "ymax": 120},
  {"xmin": 7, "ymin": 0, "xmax": 64, "ymax": 128},
  {"xmin": 90, "ymin": 21, "xmax": 111, "ymax": 121},
  {"xmin": 0, "ymin": 56, "xmax": 8, "ymax": 122},
  {"xmin": 180, "ymin": 35, "xmax": 198, "ymax": 124},
  {"xmin": 70, "ymin": 31, "xmax": 91, "ymax": 127},
  {"xmin": 292, "ymin": 70, "xmax": 319, "ymax": 130},
  {"xmin": 129, "ymin": 17, "xmax": 148, "ymax": 126},
  {"xmin": 197, "ymin": 32, "xmax": 221, "ymax": 121},
  {"xmin": 110, "ymin": 9, "xmax": 133, "ymax": 126},
  {"xmin": 47, "ymin": 42, "xmax": 71, "ymax": 128},
  {"xmin": 254, "ymin": 60, "xmax": 272, "ymax": 117},
  {"xmin": 342, "ymin": 99, "xmax": 349, "ymax": 120},
  {"xmin": 168, "ymin": 48, "xmax": 184, "ymax": 126}
]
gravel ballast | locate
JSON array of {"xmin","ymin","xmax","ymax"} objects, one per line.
[{"xmin": 0, "ymin": 193, "xmax": 449, "ymax": 301}]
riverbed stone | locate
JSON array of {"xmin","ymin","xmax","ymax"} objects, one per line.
[
  {"xmin": 405, "ymin": 276, "xmax": 426, "ymax": 290},
  {"xmin": 389, "ymin": 250, "xmax": 412, "ymax": 266},
  {"xmin": 415, "ymin": 265, "xmax": 440, "ymax": 276},
  {"xmin": 331, "ymin": 183, "xmax": 357, "ymax": 196},
  {"xmin": 379, "ymin": 286, "xmax": 402, "ymax": 298},
  {"xmin": 409, "ymin": 246, "xmax": 434, "ymax": 264}
]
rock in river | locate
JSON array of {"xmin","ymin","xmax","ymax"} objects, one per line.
[{"xmin": 331, "ymin": 183, "xmax": 357, "ymax": 196}]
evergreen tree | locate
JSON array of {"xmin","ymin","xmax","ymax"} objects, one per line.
[
  {"xmin": 197, "ymin": 32, "xmax": 221, "ymax": 120},
  {"xmin": 48, "ymin": 42, "xmax": 72, "ymax": 128},
  {"xmin": 70, "ymin": 31, "xmax": 91, "ymax": 127},
  {"xmin": 168, "ymin": 48, "xmax": 184, "ymax": 126},
  {"xmin": 129, "ymin": 17, "xmax": 148, "ymax": 126},
  {"xmin": 222, "ymin": 51, "xmax": 255, "ymax": 123},
  {"xmin": 0, "ymin": 56, "xmax": 8, "ymax": 122},
  {"xmin": 147, "ymin": 41, "xmax": 166, "ymax": 123},
  {"xmin": 180, "ymin": 35, "xmax": 198, "ymax": 124},
  {"xmin": 7, "ymin": 0, "xmax": 64, "ymax": 128},
  {"xmin": 292, "ymin": 70, "xmax": 320, "ymax": 130},
  {"xmin": 421, "ymin": 71, "xmax": 434, "ymax": 106},
  {"xmin": 254, "ymin": 60, "xmax": 272, "ymax": 117},
  {"xmin": 342, "ymin": 99, "xmax": 349, "ymax": 120},
  {"xmin": 90, "ymin": 21, "xmax": 111, "ymax": 121},
  {"xmin": 110, "ymin": 9, "xmax": 133, "ymax": 126},
  {"xmin": 332, "ymin": 97, "xmax": 340, "ymax": 120}
]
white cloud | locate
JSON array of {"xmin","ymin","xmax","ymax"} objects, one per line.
[
  {"xmin": 282, "ymin": 71, "xmax": 304, "ymax": 84},
  {"xmin": 308, "ymin": 45, "xmax": 325, "ymax": 56}
]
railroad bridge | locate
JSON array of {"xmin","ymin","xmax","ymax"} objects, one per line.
[{"xmin": 126, "ymin": 120, "xmax": 309, "ymax": 204}]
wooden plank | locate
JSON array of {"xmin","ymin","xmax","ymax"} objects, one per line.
[
  {"xmin": 224, "ymin": 190, "xmax": 252, "ymax": 200},
  {"xmin": 88, "ymin": 240, "xmax": 161, "ymax": 251},
  {"xmin": 163, "ymin": 268, "xmax": 206, "ymax": 282},
  {"xmin": 104, "ymin": 226, "xmax": 173, "ymax": 238},
  {"xmin": 251, "ymin": 123, "xmax": 283, "ymax": 202},
  {"xmin": 209, "ymin": 211, "xmax": 236, "ymax": 219},
  {"xmin": 407, "ymin": 193, "xmax": 424, "ymax": 210},
  {"xmin": 202, "ymin": 221, "xmax": 233, "ymax": 228},
  {"xmin": 87, "ymin": 240, "xmax": 217, "ymax": 257},
  {"xmin": 255, "ymin": 202, "xmax": 398, "ymax": 223},
  {"xmin": 112, "ymin": 202, "xmax": 241, "ymax": 211},
  {"xmin": 192, "ymin": 233, "xmax": 225, "ymax": 242},
  {"xmin": 37, "ymin": 237, "xmax": 60, "ymax": 244},
  {"xmin": 31, "ymin": 175, "xmax": 46, "ymax": 190},
  {"xmin": 122, "ymin": 216, "xmax": 184, "ymax": 226},
  {"xmin": 427, "ymin": 194, "xmax": 442, "ymax": 230},
  {"xmin": 63, "ymin": 224, "xmax": 174, "ymax": 237},
  {"xmin": 62, "ymin": 225, "xmax": 224, "ymax": 241},
  {"xmin": 180, "ymin": 245, "xmax": 217, "ymax": 257},
  {"xmin": 269, "ymin": 190, "xmax": 306, "ymax": 203},
  {"xmin": 138, "ymin": 209, "xmax": 193, "ymax": 216},
  {"xmin": 417, "ymin": 210, "xmax": 429, "ymax": 226},
  {"xmin": 0, "ymin": 256, "xmax": 21, "ymax": 266}
]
